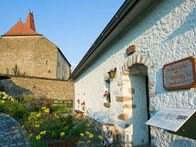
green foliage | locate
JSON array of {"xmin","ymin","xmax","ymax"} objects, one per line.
[
  {"xmin": 0, "ymin": 93, "xmax": 30, "ymax": 123},
  {"xmin": 12, "ymin": 65, "xmax": 20, "ymax": 76},
  {"xmin": 52, "ymin": 106, "xmax": 70, "ymax": 114},
  {"xmin": 106, "ymin": 92, "xmax": 111, "ymax": 102},
  {"xmin": 0, "ymin": 92, "xmax": 102, "ymax": 146},
  {"xmin": 23, "ymin": 95, "xmax": 46, "ymax": 111},
  {"xmin": 23, "ymin": 110, "xmax": 88, "ymax": 145},
  {"xmin": 69, "ymin": 120, "xmax": 88, "ymax": 137},
  {"xmin": 11, "ymin": 65, "xmax": 28, "ymax": 76}
]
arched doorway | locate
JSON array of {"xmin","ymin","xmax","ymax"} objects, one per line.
[{"xmin": 129, "ymin": 63, "xmax": 150, "ymax": 146}]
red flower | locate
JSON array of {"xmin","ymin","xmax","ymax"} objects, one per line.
[
  {"xmin": 104, "ymin": 93, "xmax": 108, "ymax": 96},
  {"xmin": 50, "ymin": 114, "xmax": 55, "ymax": 118},
  {"xmin": 105, "ymin": 91, "xmax": 108, "ymax": 93},
  {"xmin": 81, "ymin": 101, "xmax": 85, "ymax": 106},
  {"xmin": 45, "ymin": 99, "xmax": 50, "ymax": 102}
]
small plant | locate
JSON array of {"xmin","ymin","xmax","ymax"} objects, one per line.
[
  {"xmin": 11, "ymin": 64, "xmax": 28, "ymax": 76},
  {"xmin": 12, "ymin": 65, "xmax": 20, "ymax": 76},
  {"xmin": 78, "ymin": 118, "xmax": 104, "ymax": 146},
  {"xmin": 104, "ymin": 91, "xmax": 111, "ymax": 103}
]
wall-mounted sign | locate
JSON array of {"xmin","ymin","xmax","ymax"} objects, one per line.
[
  {"xmin": 145, "ymin": 108, "xmax": 196, "ymax": 132},
  {"xmin": 126, "ymin": 45, "xmax": 136, "ymax": 55},
  {"xmin": 163, "ymin": 56, "xmax": 196, "ymax": 90}
]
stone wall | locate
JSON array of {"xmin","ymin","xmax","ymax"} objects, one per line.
[
  {"xmin": 57, "ymin": 51, "xmax": 71, "ymax": 80},
  {"xmin": 0, "ymin": 75, "xmax": 74, "ymax": 100},
  {"xmin": 0, "ymin": 35, "xmax": 70, "ymax": 80}
]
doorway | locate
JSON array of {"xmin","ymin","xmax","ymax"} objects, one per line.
[{"xmin": 129, "ymin": 64, "xmax": 150, "ymax": 146}]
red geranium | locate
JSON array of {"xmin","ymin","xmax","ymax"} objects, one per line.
[
  {"xmin": 104, "ymin": 91, "xmax": 108, "ymax": 96},
  {"xmin": 81, "ymin": 101, "xmax": 85, "ymax": 106},
  {"xmin": 50, "ymin": 114, "xmax": 55, "ymax": 118}
]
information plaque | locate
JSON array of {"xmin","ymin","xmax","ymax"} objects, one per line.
[
  {"xmin": 162, "ymin": 56, "xmax": 196, "ymax": 90},
  {"xmin": 145, "ymin": 108, "xmax": 196, "ymax": 132}
]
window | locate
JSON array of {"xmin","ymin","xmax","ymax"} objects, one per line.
[{"xmin": 45, "ymin": 60, "xmax": 49, "ymax": 65}]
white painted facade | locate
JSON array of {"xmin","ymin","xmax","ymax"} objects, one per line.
[{"xmin": 74, "ymin": 0, "xmax": 196, "ymax": 146}]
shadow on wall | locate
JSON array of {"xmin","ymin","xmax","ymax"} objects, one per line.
[
  {"xmin": 164, "ymin": 8, "xmax": 196, "ymax": 43},
  {"xmin": 0, "ymin": 79, "xmax": 33, "ymax": 96}
]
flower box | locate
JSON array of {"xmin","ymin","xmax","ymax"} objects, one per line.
[{"xmin": 104, "ymin": 102, "xmax": 111, "ymax": 108}]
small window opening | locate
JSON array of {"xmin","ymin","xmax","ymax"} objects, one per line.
[{"xmin": 45, "ymin": 60, "xmax": 49, "ymax": 65}]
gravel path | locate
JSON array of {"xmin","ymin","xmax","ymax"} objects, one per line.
[{"xmin": 0, "ymin": 112, "xmax": 31, "ymax": 147}]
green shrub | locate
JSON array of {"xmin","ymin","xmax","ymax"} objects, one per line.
[{"xmin": 0, "ymin": 97, "xmax": 30, "ymax": 123}]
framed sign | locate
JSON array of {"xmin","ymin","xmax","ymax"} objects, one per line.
[{"xmin": 163, "ymin": 56, "xmax": 196, "ymax": 90}]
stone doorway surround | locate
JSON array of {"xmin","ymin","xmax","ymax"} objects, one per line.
[{"xmin": 114, "ymin": 53, "xmax": 156, "ymax": 146}]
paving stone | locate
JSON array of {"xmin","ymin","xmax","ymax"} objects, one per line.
[{"xmin": 0, "ymin": 112, "xmax": 31, "ymax": 147}]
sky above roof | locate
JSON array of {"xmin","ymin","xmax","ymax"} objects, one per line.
[{"xmin": 0, "ymin": 0, "xmax": 125, "ymax": 70}]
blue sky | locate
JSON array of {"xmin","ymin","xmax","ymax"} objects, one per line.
[{"xmin": 0, "ymin": 0, "xmax": 124, "ymax": 70}]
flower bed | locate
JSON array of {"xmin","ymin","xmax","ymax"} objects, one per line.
[{"xmin": 0, "ymin": 92, "xmax": 105, "ymax": 146}]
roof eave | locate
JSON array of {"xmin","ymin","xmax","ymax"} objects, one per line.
[
  {"xmin": 71, "ymin": 0, "xmax": 139, "ymax": 79},
  {"xmin": 71, "ymin": 0, "xmax": 155, "ymax": 79}
]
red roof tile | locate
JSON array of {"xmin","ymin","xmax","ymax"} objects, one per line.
[
  {"xmin": 3, "ymin": 13, "xmax": 38, "ymax": 36},
  {"xmin": 25, "ymin": 12, "xmax": 36, "ymax": 32}
]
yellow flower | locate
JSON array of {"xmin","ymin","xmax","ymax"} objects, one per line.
[
  {"xmin": 98, "ymin": 135, "xmax": 103, "ymax": 139},
  {"xmin": 85, "ymin": 131, "xmax": 90, "ymax": 134},
  {"xmin": 21, "ymin": 125, "xmax": 24, "ymax": 128},
  {"xmin": 78, "ymin": 141, "xmax": 85, "ymax": 144},
  {"xmin": 35, "ymin": 124, "xmax": 40, "ymax": 128},
  {"xmin": 86, "ymin": 140, "xmax": 91, "ymax": 144},
  {"xmin": 89, "ymin": 134, "xmax": 93, "ymax": 138},
  {"xmin": 60, "ymin": 132, "xmax": 65, "ymax": 136},
  {"xmin": 36, "ymin": 135, "xmax": 41, "ymax": 140},
  {"xmin": 29, "ymin": 133, "xmax": 32, "ymax": 137},
  {"xmin": 41, "ymin": 107, "xmax": 46, "ymax": 110},
  {"xmin": 36, "ymin": 113, "xmax": 41, "ymax": 117},
  {"xmin": 40, "ymin": 131, "xmax": 46, "ymax": 135},
  {"xmin": 86, "ymin": 123, "xmax": 90, "ymax": 127},
  {"xmin": 44, "ymin": 109, "xmax": 49, "ymax": 113},
  {"xmin": 80, "ymin": 133, "xmax": 84, "ymax": 136}
]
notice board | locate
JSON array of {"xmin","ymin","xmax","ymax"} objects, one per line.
[{"xmin": 145, "ymin": 108, "xmax": 196, "ymax": 132}]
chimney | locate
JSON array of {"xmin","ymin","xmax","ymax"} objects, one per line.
[{"xmin": 25, "ymin": 12, "xmax": 36, "ymax": 31}]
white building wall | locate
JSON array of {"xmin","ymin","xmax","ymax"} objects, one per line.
[{"xmin": 74, "ymin": 0, "xmax": 196, "ymax": 146}]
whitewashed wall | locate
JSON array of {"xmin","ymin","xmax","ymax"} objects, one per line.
[{"xmin": 74, "ymin": 0, "xmax": 196, "ymax": 146}]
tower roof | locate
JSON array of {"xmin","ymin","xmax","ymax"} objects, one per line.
[
  {"xmin": 3, "ymin": 12, "xmax": 38, "ymax": 36},
  {"xmin": 25, "ymin": 12, "xmax": 36, "ymax": 32}
]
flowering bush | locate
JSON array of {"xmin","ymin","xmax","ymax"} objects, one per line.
[
  {"xmin": 104, "ymin": 91, "xmax": 111, "ymax": 102},
  {"xmin": 0, "ymin": 92, "xmax": 30, "ymax": 123},
  {"xmin": 24, "ymin": 107, "xmax": 88, "ymax": 146},
  {"xmin": 78, "ymin": 118, "xmax": 104, "ymax": 146},
  {"xmin": 0, "ymin": 92, "xmax": 104, "ymax": 146}
]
